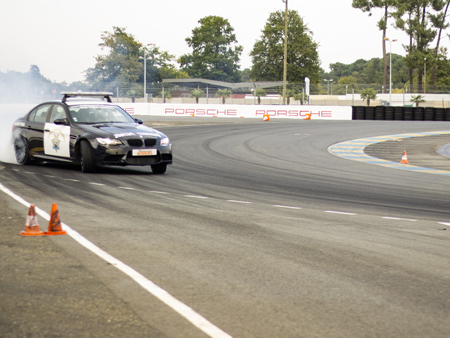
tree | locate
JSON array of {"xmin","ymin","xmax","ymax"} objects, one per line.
[
  {"xmin": 85, "ymin": 27, "xmax": 142, "ymax": 88},
  {"xmin": 216, "ymin": 89, "xmax": 232, "ymax": 104},
  {"xmin": 352, "ymin": 0, "xmax": 398, "ymax": 93},
  {"xmin": 393, "ymin": 0, "xmax": 446, "ymax": 92},
  {"xmin": 250, "ymin": 10, "xmax": 321, "ymax": 84},
  {"xmin": 190, "ymin": 89, "xmax": 204, "ymax": 103},
  {"xmin": 179, "ymin": 16, "xmax": 243, "ymax": 82},
  {"xmin": 293, "ymin": 92, "xmax": 309, "ymax": 104},
  {"xmin": 411, "ymin": 94, "xmax": 426, "ymax": 106},
  {"xmin": 360, "ymin": 88, "xmax": 377, "ymax": 106},
  {"xmin": 255, "ymin": 89, "xmax": 267, "ymax": 104},
  {"xmin": 430, "ymin": 1, "xmax": 450, "ymax": 91},
  {"xmin": 286, "ymin": 89, "xmax": 297, "ymax": 104}
]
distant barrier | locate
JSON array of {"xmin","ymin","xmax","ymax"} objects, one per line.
[
  {"xmin": 119, "ymin": 103, "xmax": 353, "ymax": 120},
  {"xmin": 352, "ymin": 106, "xmax": 450, "ymax": 121}
]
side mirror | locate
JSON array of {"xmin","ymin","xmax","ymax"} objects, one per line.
[
  {"xmin": 54, "ymin": 118, "xmax": 69, "ymax": 125},
  {"xmin": 134, "ymin": 118, "xmax": 143, "ymax": 124}
]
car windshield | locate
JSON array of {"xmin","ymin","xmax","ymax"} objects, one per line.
[{"xmin": 68, "ymin": 105, "xmax": 136, "ymax": 124}]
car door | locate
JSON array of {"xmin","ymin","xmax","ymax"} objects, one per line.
[
  {"xmin": 44, "ymin": 104, "xmax": 72, "ymax": 158},
  {"xmin": 26, "ymin": 104, "xmax": 52, "ymax": 156}
]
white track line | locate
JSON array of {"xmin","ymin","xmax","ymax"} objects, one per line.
[
  {"xmin": 272, "ymin": 205, "xmax": 302, "ymax": 210},
  {"xmin": 226, "ymin": 200, "xmax": 252, "ymax": 204},
  {"xmin": 439, "ymin": 222, "xmax": 450, "ymax": 227},
  {"xmin": 118, "ymin": 187, "xmax": 136, "ymax": 190},
  {"xmin": 89, "ymin": 182, "xmax": 105, "ymax": 186},
  {"xmin": 0, "ymin": 182, "xmax": 232, "ymax": 338},
  {"xmin": 382, "ymin": 217, "xmax": 417, "ymax": 222},
  {"xmin": 185, "ymin": 195, "xmax": 209, "ymax": 199},
  {"xmin": 325, "ymin": 211, "xmax": 357, "ymax": 215}
]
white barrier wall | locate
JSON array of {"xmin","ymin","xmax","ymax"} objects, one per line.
[{"xmin": 118, "ymin": 103, "xmax": 352, "ymax": 120}]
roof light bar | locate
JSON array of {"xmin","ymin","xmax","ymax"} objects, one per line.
[{"xmin": 61, "ymin": 92, "xmax": 114, "ymax": 103}]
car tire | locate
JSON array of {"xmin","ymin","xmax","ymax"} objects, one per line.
[
  {"xmin": 14, "ymin": 137, "xmax": 33, "ymax": 165},
  {"xmin": 80, "ymin": 140, "xmax": 96, "ymax": 173},
  {"xmin": 151, "ymin": 163, "xmax": 167, "ymax": 174}
]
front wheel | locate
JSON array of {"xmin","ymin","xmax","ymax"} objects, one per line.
[
  {"xmin": 151, "ymin": 163, "xmax": 167, "ymax": 174},
  {"xmin": 80, "ymin": 140, "xmax": 96, "ymax": 173},
  {"xmin": 14, "ymin": 137, "xmax": 33, "ymax": 165}
]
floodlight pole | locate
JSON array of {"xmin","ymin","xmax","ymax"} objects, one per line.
[
  {"xmin": 384, "ymin": 37, "xmax": 396, "ymax": 105},
  {"xmin": 144, "ymin": 48, "xmax": 147, "ymax": 102},
  {"xmin": 282, "ymin": 0, "xmax": 288, "ymax": 105}
]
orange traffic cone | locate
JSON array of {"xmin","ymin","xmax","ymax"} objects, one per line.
[
  {"xmin": 263, "ymin": 114, "xmax": 270, "ymax": 121},
  {"xmin": 21, "ymin": 204, "xmax": 44, "ymax": 236},
  {"xmin": 44, "ymin": 204, "xmax": 67, "ymax": 235},
  {"xmin": 304, "ymin": 113, "xmax": 311, "ymax": 120},
  {"xmin": 400, "ymin": 151, "xmax": 409, "ymax": 164}
]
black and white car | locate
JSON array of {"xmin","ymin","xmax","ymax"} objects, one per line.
[{"xmin": 12, "ymin": 92, "xmax": 172, "ymax": 173}]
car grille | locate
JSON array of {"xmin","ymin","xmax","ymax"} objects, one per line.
[
  {"xmin": 127, "ymin": 139, "xmax": 143, "ymax": 147},
  {"xmin": 104, "ymin": 155, "xmax": 124, "ymax": 162},
  {"xmin": 144, "ymin": 138, "xmax": 157, "ymax": 146},
  {"xmin": 126, "ymin": 138, "xmax": 157, "ymax": 147},
  {"xmin": 161, "ymin": 154, "xmax": 172, "ymax": 161},
  {"xmin": 126, "ymin": 151, "xmax": 161, "ymax": 165}
]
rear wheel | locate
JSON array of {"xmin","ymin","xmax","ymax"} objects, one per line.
[
  {"xmin": 14, "ymin": 137, "xmax": 33, "ymax": 165},
  {"xmin": 151, "ymin": 163, "xmax": 167, "ymax": 174},
  {"xmin": 80, "ymin": 140, "xmax": 96, "ymax": 173}
]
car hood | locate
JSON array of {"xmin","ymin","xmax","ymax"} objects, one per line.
[{"xmin": 78, "ymin": 123, "xmax": 166, "ymax": 139}]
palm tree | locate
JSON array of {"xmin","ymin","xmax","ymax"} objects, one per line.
[
  {"xmin": 411, "ymin": 94, "xmax": 426, "ymax": 107},
  {"xmin": 190, "ymin": 89, "xmax": 204, "ymax": 104},
  {"xmin": 216, "ymin": 89, "xmax": 232, "ymax": 104},
  {"xmin": 360, "ymin": 88, "xmax": 377, "ymax": 106}
]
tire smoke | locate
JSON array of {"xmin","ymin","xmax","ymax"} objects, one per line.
[{"xmin": 0, "ymin": 104, "xmax": 33, "ymax": 164}]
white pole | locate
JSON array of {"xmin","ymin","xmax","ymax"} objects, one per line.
[
  {"xmin": 144, "ymin": 49, "xmax": 147, "ymax": 102},
  {"xmin": 389, "ymin": 40, "xmax": 392, "ymax": 105}
]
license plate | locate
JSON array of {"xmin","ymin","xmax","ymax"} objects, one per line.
[{"xmin": 132, "ymin": 149, "xmax": 157, "ymax": 156}]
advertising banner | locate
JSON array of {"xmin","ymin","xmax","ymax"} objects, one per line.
[{"xmin": 118, "ymin": 103, "xmax": 352, "ymax": 120}]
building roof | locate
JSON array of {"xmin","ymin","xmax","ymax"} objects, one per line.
[{"xmin": 161, "ymin": 78, "xmax": 286, "ymax": 89}]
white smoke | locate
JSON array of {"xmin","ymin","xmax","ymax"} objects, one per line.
[{"xmin": 0, "ymin": 104, "xmax": 34, "ymax": 164}]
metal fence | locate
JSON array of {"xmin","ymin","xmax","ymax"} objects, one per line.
[{"xmin": 2, "ymin": 80, "xmax": 450, "ymax": 106}]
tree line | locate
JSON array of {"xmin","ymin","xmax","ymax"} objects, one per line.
[
  {"xmin": 3, "ymin": 3, "xmax": 450, "ymax": 103},
  {"xmin": 352, "ymin": 0, "xmax": 450, "ymax": 93}
]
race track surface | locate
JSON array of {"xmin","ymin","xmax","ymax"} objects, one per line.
[{"xmin": 1, "ymin": 118, "xmax": 449, "ymax": 337}]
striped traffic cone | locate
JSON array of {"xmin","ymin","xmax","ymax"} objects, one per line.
[
  {"xmin": 44, "ymin": 204, "xmax": 67, "ymax": 235},
  {"xmin": 400, "ymin": 151, "xmax": 409, "ymax": 164},
  {"xmin": 21, "ymin": 205, "xmax": 44, "ymax": 236}
]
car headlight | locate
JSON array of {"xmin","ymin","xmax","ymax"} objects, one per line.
[
  {"xmin": 96, "ymin": 138, "xmax": 123, "ymax": 146},
  {"xmin": 160, "ymin": 137, "xmax": 170, "ymax": 146}
]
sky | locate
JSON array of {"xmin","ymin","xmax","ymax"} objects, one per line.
[{"xmin": 0, "ymin": 0, "xmax": 429, "ymax": 84}]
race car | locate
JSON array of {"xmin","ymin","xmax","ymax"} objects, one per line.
[{"xmin": 12, "ymin": 92, "xmax": 172, "ymax": 173}]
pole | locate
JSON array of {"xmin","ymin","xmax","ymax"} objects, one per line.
[
  {"xmin": 282, "ymin": 0, "xmax": 288, "ymax": 105},
  {"xmin": 117, "ymin": 87, "xmax": 119, "ymax": 103},
  {"xmin": 207, "ymin": 86, "xmax": 209, "ymax": 104},
  {"xmin": 389, "ymin": 40, "xmax": 392, "ymax": 105},
  {"xmin": 424, "ymin": 58, "xmax": 427, "ymax": 93},
  {"xmin": 162, "ymin": 86, "xmax": 165, "ymax": 103},
  {"xmin": 144, "ymin": 49, "xmax": 147, "ymax": 102}
]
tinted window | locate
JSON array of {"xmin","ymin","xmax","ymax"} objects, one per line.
[
  {"xmin": 69, "ymin": 105, "xmax": 135, "ymax": 124},
  {"xmin": 49, "ymin": 105, "xmax": 67, "ymax": 122},
  {"xmin": 27, "ymin": 108, "xmax": 37, "ymax": 121},
  {"xmin": 33, "ymin": 105, "xmax": 52, "ymax": 123}
]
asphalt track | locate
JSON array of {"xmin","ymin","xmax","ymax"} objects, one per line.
[{"xmin": 1, "ymin": 117, "xmax": 450, "ymax": 337}]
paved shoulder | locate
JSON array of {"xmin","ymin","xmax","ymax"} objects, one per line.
[{"xmin": 0, "ymin": 193, "xmax": 163, "ymax": 338}]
